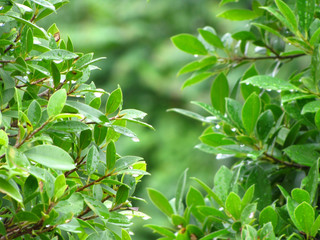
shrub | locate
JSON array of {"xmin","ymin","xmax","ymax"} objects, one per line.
[
  {"xmin": 147, "ymin": 0, "xmax": 320, "ymax": 239},
  {"xmin": 0, "ymin": 1, "xmax": 151, "ymax": 239}
]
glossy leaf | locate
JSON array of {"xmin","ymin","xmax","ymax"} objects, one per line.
[
  {"xmin": 182, "ymin": 72, "xmax": 212, "ymax": 89},
  {"xmin": 294, "ymin": 202, "xmax": 314, "ymax": 234},
  {"xmin": 24, "ymin": 145, "xmax": 75, "ymax": 170},
  {"xmin": 211, "ymin": 73, "xmax": 229, "ymax": 114},
  {"xmin": 242, "ymin": 75, "xmax": 299, "ymax": 91},
  {"xmin": 186, "ymin": 186, "xmax": 205, "ymax": 207},
  {"xmin": 38, "ymin": 49, "xmax": 78, "ymax": 60},
  {"xmin": 284, "ymin": 145, "xmax": 320, "ymax": 167},
  {"xmin": 226, "ymin": 98, "xmax": 243, "ymax": 130},
  {"xmin": 256, "ymin": 110, "xmax": 274, "ymax": 141},
  {"xmin": 198, "ymin": 29, "xmax": 224, "ymax": 48},
  {"xmin": 147, "ymin": 188, "xmax": 174, "ymax": 217},
  {"xmin": 275, "ymin": 0, "xmax": 298, "ymax": 33},
  {"xmin": 47, "ymin": 89, "xmax": 67, "ymax": 117},
  {"xmin": 171, "ymin": 34, "xmax": 208, "ymax": 55},
  {"xmin": 301, "ymin": 100, "xmax": 320, "ymax": 114},
  {"xmin": 214, "ymin": 166, "xmax": 232, "ymax": 202},
  {"xmin": 106, "ymin": 87, "xmax": 122, "ymax": 115},
  {"xmin": 217, "ymin": 9, "xmax": 256, "ymax": 21},
  {"xmin": 86, "ymin": 145, "xmax": 99, "ymax": 175},
  {"xmin": 0, "ymin": 177, "xmax": 23, "ymax": 203},
  {"xmin": 242, "ymin": 92, "xmax": 260, "ymax": 135},
  {"xmin": 225, "ymin": 192, "xmax": 241, "ymax": 220}
]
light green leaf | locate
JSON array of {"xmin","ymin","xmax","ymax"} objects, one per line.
[
  {"xmin": 214, "ymin": 166, "xmax": 232, "ymax": 202},
  {"xmin": 259, "ymin": 206, "xmax": 278, "ymax": 229},
  {"xmin": 54, "ymin": 174, "xmax": 67, "ymax": 200},
  {"xmin": 47, "ymin": 89, "xmax": 67, "ymax": 117},
  {"xmin": 171, "ymin": 34, "xmax": 208, "ymax": 55},
  {"xmin": 51, "ymin": 121, "xmax": 89, "ymax": 132},
  {"xmin": 258, "ymin": 222, "xmax": 276, "ymax": 240},
  {"xmin": 144, "ymin": 225, "xmax": 175, "ymax": 238},
  {"xmin": 178, "ymin": 56, "xmax": 217, "ymax": 76},
  {"xmin": 275, "ymin": 0, "xmax": 298, "ymax": 33},
  {"xmin": 38, "ymin": 49, "xmax": 78, "ymax": 60},
  {"xmin": 0, "ymin": 177, "xmax": 23, "ymax": 203},
  {"xmin": 225, "ymin": 192, "xmax": 242, "ymax": 220},
  {"xmin": 251, "ymin": 23, "xmax": 283, "ymax": 38},
  {"xmin": 241, "ymin": 185, "xmax": 255, "ymax": 208},
  {"xmin": 31, "ymin": 0, "xmax": 55, "ymax": 10},
  {"xmin": 148, "ymin": 188, "xmax": 174, "ymax": 217},
  {"xmin": 297, "ymin": 0, "xmax": 315, "ymax": 33},
  {"xmin": 242, "ymin": 92, "xmax": 260, "ymax": 135},
  {"xmin": 86, "ymin": 230, "xmax": 115, "ymax": 240},
  {"xmin": 198, "ymin": 29, "xmax": 224, "ymax": 48},
  {"xmin": 242, "ymin": 75, "xmax": 299, "ymax": 91},
  {"xmin": 211, "ymin": 73, "xmax": 229, "ymax": 114},
  {"xmin": 167, "ymin": 108, "xmax": 208, "ymax": 122},
  {"xmin": 114, "ymin": 156, "xmax": 143, "ymax": 171},
  {"xmin": 182, "ymin": 72, "xmax": 212, "ymax": 89},
  {"xmin": 200, "ymin": 133, "xmax": 235, "ymax": 147},
  {"xmin": 217, "ymin": 9, "xmax": 257, "ymax": 21},
  {"xmin": 175, "ymin": 168, "xmax": 188, "ymax": 212},
  {"xmin": 311, "ymin": 215, "xmax": 320, "ymax": 237},
  {"xmin": 294, "ymin": 202, "xmax": 314, "ymax": 234},
  {"xmin": 121, "ymin": 229, "xmax": 132, "ymax": 240},
  {"xmin": 302, "ymin": 158, "xmax": 319, "ymax": 204},
  {"xmin": 199, "ymin": 229, "xmax": 229, "ymax": 240},
  {"xmin": 186, "ymin": 186, "xmax": 205, "ymax": 207},
  {"xmin": 24, "ymin": 145, "xmax": 75, "ymax": 170},
  {"xmin": 241, "ymin": 203, "xmax": 257, "ymax": 224},
  {"xmin": 291, "ymin": 188, "xmax": 310, "ymax": 204},
  {"xmin": 28, "ymin": 100, "xmax": 42, "ymax": 127},
  {"xmin": 84, "ymin": 195, "xmax": 110, "ymax": 219}
]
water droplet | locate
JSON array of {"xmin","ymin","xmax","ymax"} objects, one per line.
[
  {"xmin": 216, "ymin": 153, "xmax": 234, "ymax": 159},
  {"xmin": 142, "ymin": 216, "xmax": 150, "ymax": 220},
  {"xmin": 0, "ymin": 23, "xmax": 4, "ymax": 27},
  {"xmin": 231, "ymin": 128, "xmax": 237, "ymax": 132},
  {"xmin": 215, "ymin": 124, "xmax": 220, "ymax": 129},
  {"xmin": 133, "ymin": 174, "xmax": 139, "ymax": 177},
  {"xmin": 194, "ymin": 54, "xmax": 199, "ymax": 58},
  {"xmin": 132, "ymin": 137, "xmax": 140, "ymax": 142},
  {"xmin": 45, "ymin": 225, "xmax": 50, "ymax": 227},
  {"xmin": 289, "ymin": 89, "xmax": 295, "ymax": 92},
  {"xmin": 75, "ymin": 95, "xmax": 81, "ymax": 98},
  {"xmin": 266, "ymin": 89, "xmax": 272, "ymax": 92},
  {"xmin": 53, "ymin": 60, "xmax": 63, "ymax": 64},
  {"xmin": 277, "ymin": 90, "xmax": 281, "ymax": 93},
  {"xmin": 0, "ymin": 6, "xmax": 3, "ymax": 10},
  {"xmin": 219, "ymin": 207, "xmax": 224, "ymax": 211},
  {"xmin": 245, "ymin": 82, "xmax": 250, "ymax": 85},
  {"xmin": 240, "ymin": 144, "xmax": 245, "ymax": 147},
  {"xmin": 249, "ymin": 212, "xmax": 254, "ymax": 218}
]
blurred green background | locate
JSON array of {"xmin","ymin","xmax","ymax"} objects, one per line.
[{"xmin": 39, "ymin": 0, "xmax": 242, "ymax": 238}]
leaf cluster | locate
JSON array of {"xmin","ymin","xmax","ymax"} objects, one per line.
[
  {"xmin": 0, "ymin": 1, "xmax": 151, "ymax": 239},
  {"xmin": 148, "ymin": 0, "xmax": 320, "ymax": 239}
]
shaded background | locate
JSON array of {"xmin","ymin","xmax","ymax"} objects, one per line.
[{"xmin": 39, "ymin": 0, "xmax": 244, "ymax": 238}]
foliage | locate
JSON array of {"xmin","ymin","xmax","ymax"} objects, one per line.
[
  {"xmin": 0, "ymin": 1, "xmax": 151, "ymax": 239},
  {"xmin": 147, "ymin": 0, "xmax": 320, "ymax": 239}
]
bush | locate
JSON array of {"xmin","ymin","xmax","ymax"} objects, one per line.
[
  {"xmin": 0, "ymin": 1, "xmax": 151, "ymax": 239},
  {"xmin": 147, "ymin": 0, "xmax": 320, "ymax": 239}
]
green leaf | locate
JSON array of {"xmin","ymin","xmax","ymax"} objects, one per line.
[
  {"xmin": 297, "ymin": 0, "xmax": 315, "ymax": 33},
  {"xmin": 121, "ymin": 229, "xmax": 132, "ymax": 240},
  {"xmin": 256, "ymin": 110, "xmax": 274, "ymax": 141},
  {"xmin": 54, "ymin": 174, "xmax": 67, "ymax": 200},
  {"xmin": 275, "ymin": 0, "xmax": 298, "ymax": 33},
  {"xmin": 214, "ymin": 166, "xmax": 232, "ymax": 202},
  {"xmin": 178, "ymin": 56, "xmax": 217, "ymax": 76},
  {"xmin": 182, "ymin": 72, "xmax": 212, "ymax": 89},
  {"xmin": 171, "ymin": 34, "xmax": 208, "ymax": 55},
  {"xmin": 86, "ymin": 145, "xmax": 99, "ymax": 175},
  {"xmin": 199, "ymin": 229, "xmax": 229, "ymax": 240},
  {"xmin": 232, "ymin": 31, "xmax": 256, "ymax": 41},
  {"xmin": 26, "ymin": 28, "xmax": 33, "ymax": 53},
  {"xmin": 284, "ymin": 145, "xmax": 320, "ymax": 167},
  {"xmin": 38, "ymin": 49, "xmax": 78, "ymax": 60},
  {"xmin": 211, "ymin": 73, "xmax": 229, "ymax": 114},
  {"xmin": 86, "ymin": 230, "xmax": 116, "ymax": 240},
  {"xmin": 258, "ymin": 222, "xmax": 276, "ymax": 240},
  {"xmin": 24, "ymin": 145, "xmax": 75, "ymax": 170},
  {"xmin": 106, "ymin": 141, "xmax": 116, "ymax": 171},
  {"xmin": 148, "ymin": 188, "xmax": 174, "ymax": 217},
  {"xmin": 291, "ymin": 188, "xmax": 310, "ymax": 204},
  {"xmin": 114, "ymin": 156, "xmax": 143, "ymax": 171},
  {"xmin": 115, "ymin": 185, "xmax": 129, "ymax": 206},
  {"xmin": 294, "ymin": 202, "xmax": 314, "ymax": 234},
  {"xmin": 28, "ymin": 100, "xmax": 42, "ymax": 127},
  {"xmin": 311, "ymin": 215, "xmax": 320, "ymax": 237},
  {"xmin": 198, "ymin": 29, "xmax": 224, "ymax": 48},
  {"xmin": 226, "ymin": 98, "xmax": 243, "ymax": 130},
  {"xmin": 47, "ymin": 89, "xmax": 67, "ymax": 117},
  {"xmin": 241, "ymin": 203, "xmax": 257, "ymax": 224},
  {"xmin": 145, "ymin": 225, "xmax": 175, "ymax": 238},
  {"xmin": 106, "ymin": 88, "xmax": 122, "ymax": 115},
  {"xmin": 186, "ymin": 186, "xmax": 205, "ymax": 207},
  {"xmin": 302, "ymin": 101, "xmax": 320, "ymax": 114},
  {"xmin": 242, "ymin": 92, "xmax": 260, "ymax": 135},
  {"xmin": 167, "ymin": 108, "xmax": 207, "ymax": 122},
  {"xmin": 52, "ymin": 120, "xmax": 89, "ymax": 132},
  {"xmin": 79, "ymin": 129, "xmax": 92, "ymax": 150},
  {"xmin": 259, "ymin": 206, "xmax": 278, "ymax": 229},
  {"xmin": 219, "ymin": 0, "xmax": 238, "ymax": 7},
  {"xmin": 302, "ymin": 158, "xmax": 319, "ymax": 204},
  {"xmin": 225, "ymin": 192, "xmax": 242, "ymax": 220},
  {"xmin": 175, "ymin": 168, "xmax": 188, "ymax": 212},
  {"xmin": 14, "ymin": 211, "xmax": 40, "ymax": 223},
  {"xmin": 197, "ymin": 206, "xmax": 228, "ymax": 221},
  {"xmin": 217, "ymin": 9, "xmax": 257, "ymax": 21},
  {"xmin": 0, "ymin": 130, "xmax": 8, "ymax": 148},
  {"xmin": 84, "ymin": 195, "xmax": 110, "ymax": 219},
  {"xmin": 242, "ymin": 75, "xmax": 299, "ymax": 91},
  {"xmin": 94, "ymin": 125, "xmax": 108, "ymax": 145},
  {"xmin": 31, "ymin": 0, "xmax": 55, "ymax": 10},
  {"xmin": 0, "ymin": 177, "xmax": 23, "ymax": 203},
  {"xmin": 200, "ymin": 133, "xmax": 235, "ymax": 147},
  {"xmin": 191, "ymin": 177, "xmax": 224, "ymax": 207},
  {"xmin": 241, "ymin": 185, "xmax": 255, "ymax": 208},
  {"xmin": 315, "ymin": 109, "xmax": 320, "ymax": 129}
]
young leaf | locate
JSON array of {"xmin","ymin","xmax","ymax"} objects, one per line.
[
  {"xmin": 291, "ymin": 188, "xmax": 310, "ymax": 204},
  {"xmin": 106, "ymin": 88, "xmax": 122, "ymax": 115},
  {"xmin": 242, "ymin": 92, "xmax": 260, "ymax": 135},
  {"xmin": 186, "ymin": 187, "xmax": 205, "ymax": 207},
  {"xmin": 148, "ymin": 188, "xmax": 174, "ymax": 217},
  {"xmin": 171, "ymin": 34, "xmax": 208, "ymax": 55},
  {"xmin": 198, "ymin": 29, "xmax": 224, "ymax": 49},
  {"xmin": 259, "ymin": 206, "xmax": 278, "ymax": 228},
  {"xmin": 182, "ymin": 72, "xmax": 212, "ymax": 89},
  {"xmin": 175, "ymin": 168, "xmax": 188, "ymax": 212},
  {"xmin": 275, "ymin": 0, "xmax": 298, "ymax": 33},
  {"xmin": 54, "ymin": 174, "xmax": 67, "ymax": 200},
  {"xmin": 47, "ymin": 89, "xmax": 67, "ymax": 117},
  {"xmin": 217, "ymin": 9, "xmax": 256, "ymax": 21},
  {"xmin": 24, "ymin": 145, "xmax": 75, "ymax": 170},
  {"xmin": 121, "ymin": 229, "xmax": 132, "ymax": 240},
  {"xmin": 211, "ymin": 73, "xmax": 229, "ymax": 114},
  {"xmin": 225, "ymin": 192, "xmax": 242, "ymax": 220},
  {"xmin": 294, "ymin": 202, "xmax": 314, "ymax": 234}
]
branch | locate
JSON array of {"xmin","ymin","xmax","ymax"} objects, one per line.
[
  {"xmin": 75, "ymin": 173, "xmax": 113, "ymax": 193},
  {"xmin": 228, "ymin": 53, "xmax": 305, "ymax": 62},
  {"xmin": 263, "ymin": 152, "xmax": 309, "ymax": 169}
]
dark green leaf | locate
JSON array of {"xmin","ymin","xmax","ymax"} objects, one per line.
[
  {"xmin": 211, "ymin": 73, "xmax": 229, "ymax": 114},
  {"xmin": 175, "ymin": 168, "xmax": 188, "ymax": 212},
  {"xmin": 52, "ymin": 121, "xmax": 89, "ymax": 132},
  {"xmin": 84, "ymin": 195, "xmax": 110, "ymax": 219},
  {"xmin": 297, "ymin": 0, "xmax": 315, "ymax": 33},
  {"xmin": 94, "ymin": 125, "xmax": 108, "ymax": 145},
  {"xmin": 284, "ymin": 145, "xmax": 320, "ymax": 167},
  {"xmin": 106, "ymin": 88, "xmax": 122, "ymax": 115},
  {"xmin": 115, "ymin": 185, "xmax": 129, "ymax": 206},
  {"xmin": 226, "ymin": 98, "xmax": 243, "ymax": 130},
  {"xmin": 27, "ymin": 100, "xmax": 42, "ymax": 127},
  {"xmin": 242, "ymin": 92, "xmax": 260, "ymax": 135},
  {"xmin": 256, "ymin": 110, "xmax": 274, "ymax": 141},
  {"xmin": 302, "ymin": 158, "xmax": 319, "ymax": 204},
  {"xmin": 79, "ymin": 129, "xmax": 92, "ymax": 150},
  {"xmin": 106, "ymin": 141, "xmax": 116, "ymax": 171}
]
